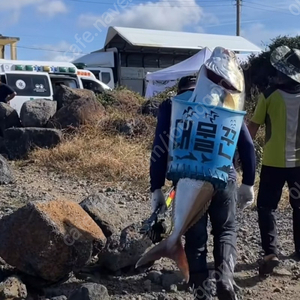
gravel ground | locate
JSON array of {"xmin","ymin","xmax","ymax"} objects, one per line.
[{"xmin": 0, "ymin": 161, "xmax": 299, "ymax": 300}]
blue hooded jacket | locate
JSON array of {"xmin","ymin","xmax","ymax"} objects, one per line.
[{"xmin": 150, "ymin": 98, "xmax": 256, "ymax": 192}]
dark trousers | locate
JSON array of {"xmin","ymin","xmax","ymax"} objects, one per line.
[
  {"xmin": 257, "ymin": 165, "xmax": 300, "ymax": 257},
  {"xmin": 184, "ymin": 181, "xmax": 237, "ymax": 300}
]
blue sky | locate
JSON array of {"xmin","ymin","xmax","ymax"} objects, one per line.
[{"xmin": 1, "ymin": 0, "xmax": 299, "ymax": 62}]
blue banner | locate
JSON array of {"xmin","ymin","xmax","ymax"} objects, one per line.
[{"xmin": 166, "ymin": 97, "xmax": 246, "ymax": 188}]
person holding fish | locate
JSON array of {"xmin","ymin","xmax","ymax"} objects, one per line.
[
  {"xmin": 248, "ymin": 45, "xmax": 300, "ymax": 276},
  {"xmin": 138, "ymin": 47, "xmax": 256, "ymax": 300}
]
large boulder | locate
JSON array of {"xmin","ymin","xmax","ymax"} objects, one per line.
[
  {"xmin": 0, "ymin": 199, "xmax": 106, "ymax": 283},
  {"xmin": 20, "ymin": 99, "xmax": 57, "ymax": 127},
  {"xmin": 79, "ymin": 194, "xmax": 127, "ymax": 238},
  {"xmin": 54, "ymin": 85, "xmax": 97, "ymax": 110},
  {"xmin": 0, "ymin": 103, "xmax": 21, "ymax": 136},
  {"xmin": 47, "ymin": 89, "xmax": 105, "ymax": 129},
  {"xmin": 0, "ymin": 154, "xmax": 14, "ymax": 184},
  {"xmin": 0, "ymin": 128, "xmax": 62, "ymax": 160}
]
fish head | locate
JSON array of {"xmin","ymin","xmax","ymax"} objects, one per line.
[{"xmin": 189, "ymin": 47, "xmax": 245, "ymax": 111}]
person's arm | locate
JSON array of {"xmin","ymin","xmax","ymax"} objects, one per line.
[
  {"xmin": 237, "ymin": 122, "xmax": 256, "ymax": 186},
  {"xmin": 6, "ymin": 92, "xmax": 16, "ymax": 102},
  {"xmin": 247, "ymin": 93, "xmax": 267, "ymax": 139},
  {"xmin": 150, "ymin": 99, "xmax": 172, "ymax": 192},
  {"xmin": 4, "ymin": 85, "xmax": 16, "ymax": 103}
]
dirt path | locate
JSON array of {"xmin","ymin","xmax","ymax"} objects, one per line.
[{"xmin": 0, "ymin": 162, "xmax": 299, "ymax": 300}]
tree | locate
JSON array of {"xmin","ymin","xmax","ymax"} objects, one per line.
[{"xmin": 243, "ymin": 34, "xmax": 300, "ymax": 97}]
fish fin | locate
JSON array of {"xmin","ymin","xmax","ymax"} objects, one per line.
[{"xmin": 135, "ymin": 238, "xmax": 190, "ymax": 283}]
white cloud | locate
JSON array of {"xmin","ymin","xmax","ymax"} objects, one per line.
[
  {"xmin": 0, "ymin": 0, "xmax": 68, "ymax": 23},
  {"xmin": 37, "ymin": 1, "xmax": 68, "ymax": 18},
  {"xmin": 33, "ymin": 41, "xmax": 83, "ymax": 62},
  {"xmin": 241, "ymin": 23, "xmax": 300, "ymax": 49},
  {"xmin": 78, "ymin": 0, "xmax": 219, "ymax": 31}
]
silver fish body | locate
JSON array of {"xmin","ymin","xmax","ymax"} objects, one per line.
[{"xmin": 136, "ymin": 178, "xmax": 214, "ymax": 282}]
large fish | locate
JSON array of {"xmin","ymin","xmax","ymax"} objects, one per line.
[{"xmin": 135, "ymin": 47, "xmax": 245, "ymax": 283}]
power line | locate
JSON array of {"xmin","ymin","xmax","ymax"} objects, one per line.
[
  {"xmin": 16, "ymin": 45, "xmax": 87, "ymax": 55},
  {"xmin": 246, "ymin": 0, "xmax": 288, "ymax": 8},
  {"xmin": 243, "ymin": 3, "xmax": 295, "ymax": 15},
  {"xmin": 64, "ymin": 0, "xmax": 232, "ymax": 7}
]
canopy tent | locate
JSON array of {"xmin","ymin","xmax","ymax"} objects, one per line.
[
  {"xmin": 145, "ymin": 47, "xmax": 212, "ymax": 98},
  {"xmin": 236, "ymin": 53, "xmax": 253, "ymax": 63}
]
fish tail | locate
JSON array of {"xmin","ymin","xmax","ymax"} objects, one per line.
[{"xmin": 135, "ymin": 237, "xmax": 190, "ymax": 282}]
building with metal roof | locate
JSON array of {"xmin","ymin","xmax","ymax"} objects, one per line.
[
  {"xmin": 104, "ymin": 26, "xmax": 262, "ymax": 54},
  {"xmin": 75, "ymin": 26, "xmax": 261, "ymax": 95},
  {"xmin": 97, "ymin": 26, "xmax": 262, "ymax": 71},
  {"xmin": 0, "ymin": 35, "xmax": 19, "ymax": 60}
]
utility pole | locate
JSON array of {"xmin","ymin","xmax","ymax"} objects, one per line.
[{"xmin": 236, "ymin": 0, "xmax": 241, "ymax": 36}]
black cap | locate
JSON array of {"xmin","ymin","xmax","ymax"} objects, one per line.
[{"xmin": 177, "ymin": 75, "xmax": 197, "ymax": 94}]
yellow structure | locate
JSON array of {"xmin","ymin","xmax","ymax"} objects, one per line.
[{"xmin": 0, "ymin": 35, "xmax": 19, "ymax": 60}]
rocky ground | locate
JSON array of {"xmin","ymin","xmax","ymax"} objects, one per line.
[{"xmin": 0, "ymin": 162, "xmax": 299, "ymax": 300}]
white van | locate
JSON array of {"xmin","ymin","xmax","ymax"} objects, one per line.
[
  {"xmin": 77, "ymin": 69, "xmax": 112, "ymax": 94},
  {"xmin": 0, "ymin": 59, "xmax": 110, "ymax": 115}
]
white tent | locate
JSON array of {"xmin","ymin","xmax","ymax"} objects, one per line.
[{"xmin": 145, "ymin": 47, "xmax": 212, "ymax": 98}]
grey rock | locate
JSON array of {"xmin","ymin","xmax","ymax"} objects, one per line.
[
  {"xmin": 143, "ymin": 279, "xmax": 152, "ymax": 292},
  {"xmin": 20, "ymin": 99, "xmax": 57, "ymax": 127},
  {"xmin": 112, "ymin": 118, "xmax": 148, "ymax": 137},
  {"xmin": 161, "ymin": 273, "xmax": 183, "ymax": 291},
  {"xmin": 169, "ymin": 284, "xmax": 178, "ymax": 293},
  {"xmin": 68, "ymin": 283, "xmax": 109, "ymax": 300},
  {"xmin": 0, "ymin": 103, "xmax": 21, "ymax": 136},
  {"xmin": 80, "ymin": 194, "xmax": 126, "ymax": 238},
  {"xmin": 0, "ymin": 199, "xmax": 106, "ymax": 283},
  {"xmin": 97, "ymin": 223, "xmax": 152, "ymax": 273},
  {"xmin": 0, "ymin": 263, "xmax": 16, "ymax": 284},
  {"xmin": 48, "ymin": 86, "xmax": 105, "ymax": 129},
  {"xmin": 2, "ymin": 127, "xmax": 62, "ymax": 160},
  {"xmin": 50, "ymin": 296, "xmax": 67, "ymax": 300},
  {"xmin": 141, "ymin": 99, "xmax": 161, "ymax": 117},
  {"xmin": 0, "ymin": 276, "xmax": 27, "ymax": 300},
  {"xmin": 114, "ymin": 119, "xmax": 134, "ymax": 136},
  {"xmin": 0, "ymin": 154, "xmax": 14, "ymax": 184},
  {"xmin": 173, "ymin": 296, "xmax": 183, "ymax": 300},
  {"xmin": 273, "ymin": 287, "xmax": 282, "ymax": 293},
  {"xmin": 53, "ymin": 85, "xmax": 97, "ymax": 110},
  {"xmin": 147, "ymin": 270, "xmax": 162, "ymax": 285}
]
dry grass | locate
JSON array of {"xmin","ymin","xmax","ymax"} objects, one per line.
[
  {"xmin": 30, "ymin": 125, "xmax": 152, "ymax": 187},
  {"xmin": 29, "ymin": 89, "xmax": 158, "ymax": 191},
  {"xmin": 97, "ymin": 87, "xmax": 145, "ymax": 112},
  {"xmin": 98, "ymin": 110, "xmax": 156, "ymax": 138}
]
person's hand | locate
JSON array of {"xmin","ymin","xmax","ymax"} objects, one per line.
[
  {"xmin": 151, "ymin": 189, "xmax": 167, "ymax": 213},
  {"xmin": 237, "ymin": 184, "xmax": 254, "ymax": 210}
]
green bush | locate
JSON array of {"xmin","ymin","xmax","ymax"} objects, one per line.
[{"xmin": 243, "ymin": 34, "xmax": 300, "ymax": 95}]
